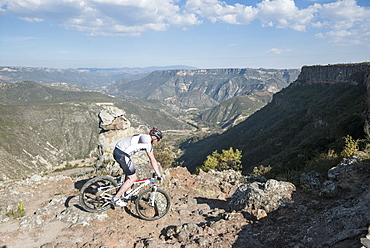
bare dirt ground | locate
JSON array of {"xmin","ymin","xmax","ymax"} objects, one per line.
[
  {"xmin": 0, "ymin": 166, "xmax": 247, "ymax": 248},
  {"xmin": 1, "ymin": 160, "xmax": 369, "ymax": 248}
]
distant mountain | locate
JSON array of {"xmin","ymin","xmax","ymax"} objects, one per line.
[
  {"xmin": 0, "ymin": 81, "xmax": 193, "ymax": 180},
  {"xmin": 0, "ymin": 81, "xmax": 108, "ymax": 104},
  {"xmin": 77, "ymin": 65, "xmax": 198, "ymax": 72},
  {"xmin": 197, "ymin": 95, "xmax": 267, "ymax": 128},
  {"xmin": 0, "ymin": 65, "xmax": 196, "ymax": 92},
  {"xmin": 179, "ymin": 63, "xmax": 370, "ymax": 175},
  {"xmin": 109, "ymin": 68, "xmax": 300, "ymax": 128},
  {"xmin": 110, "ymin": 68, "xmax": 300, "ymax": 103},
  {"xmin": 2, "ymin": 63, "xmax": 369, "ymax": 181},
  {"xmin": 0, "ymin": 65, "xmax": 301, "ymax": 130},
  {"xmin": 0, "ymin": 82, "xmax": 110, "ymax": 180},
  {"xmin": 0, "ymin": 66, "xmax": 149, "ymax": 91}
]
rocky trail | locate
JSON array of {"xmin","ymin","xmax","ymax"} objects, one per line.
[{"xmin": 1, "ymin": 158, "xmax": 370, "ymax": 248}]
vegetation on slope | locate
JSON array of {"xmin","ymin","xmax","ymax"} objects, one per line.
[
  {"xmin": 197, "ymin": 94, "xmax": 268, "ymax": 128},
  {"xmin": 0, "ymin": 81, "xmax": 193, "ymax": 180},
  {"xmin": 0, "ymin": 81, "xmax": 115, "ymax": 104},
  {"xmin": 179, "ymin": 80, "xmax": 367, "ymax": 179}
]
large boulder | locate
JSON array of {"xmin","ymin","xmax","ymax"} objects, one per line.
[
  {"xmin": 328, "ymin": 156, "xmax": 358, "ymax": 180},
  {"xmin": 229, "ymin": 179, "xmax": 296, "ymax": 219},
  {"xmin": 99, "ymin": 106, "xmax": 130, "ymax": 131},
  {"xmin": 97, "ymin": 106, "xmax": 160, "ymax": 178}
]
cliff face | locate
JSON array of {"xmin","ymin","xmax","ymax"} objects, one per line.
[
  {"xmin": 110, "ymin": 68, "xmax": 300, "ymax": 128},
  {"xmin": 295, "ymin": 63, "xmax": 370, "ymax": 85},
  {"xmin": 180, "ymin": 63, "xmax": 370, "ymax": 173},
  {"xmin": 365, "ymin": 66, "xmax": 370, "ymax": 137},
  {"xmin": 111, "ymin": 68, "xmax": 301, "ymax": 107},
  {"xmin": 297, "ymin": 63, "xmax": 370, "ymax": 137}
]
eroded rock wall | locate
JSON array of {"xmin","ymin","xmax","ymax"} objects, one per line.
[
  {"xmin": 295, "ymin": 63, "xmax": 370, "ymax": 85},
  {"xmin": 365, "ymin": 67, "xmax": 370, "ymax": 137}
]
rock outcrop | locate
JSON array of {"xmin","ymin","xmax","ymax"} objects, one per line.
[
  {"xmin": 364, "ymin": 66, "xmax": 370, "ymax": 137},
  {"xmin": 1, "ymin": 156, "xmax": 369, "ymax": 247},
  {"xmin": 97, "ymin": 105, "xmax": 135, "ymax": 172},
  {"xmin": 96, "ymin": 105, "xmax": 156, "ymax": 178},
  {"xmin": 229, "ymin": 179, "xmax": 296, "ymax": 219},
  {"xmin": 295, "ymin": 63, "xmax": 370, "ymax": 85}
]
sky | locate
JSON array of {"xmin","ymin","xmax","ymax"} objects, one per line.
[{"xmin": 0, "ymin": 0, "xmax": 369, "ymax": 70}]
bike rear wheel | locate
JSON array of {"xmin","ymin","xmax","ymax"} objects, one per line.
[
  {"xmin": 135, "ymin": 188, "xmax": 170, "ymax": 221},
  {"xmin": 79, "ymin": 176, "xmax": 118, "ymax": 212}
]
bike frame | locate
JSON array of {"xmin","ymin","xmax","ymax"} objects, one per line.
[
  {"xmin": 123, "ymin": 177, "xmax": 158, "ymax": 202},
  {"xmin": 99, "ymin": 177, "xmax": 158, "ymax": 207}
]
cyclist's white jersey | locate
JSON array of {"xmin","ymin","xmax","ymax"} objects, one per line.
[{"xmin": 115, "ymin": 134, "xmax": 153, "ymax": 156}]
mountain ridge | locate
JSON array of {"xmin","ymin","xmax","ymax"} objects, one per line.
[
  {"xmin": 179, "ymin": 62, "xmax": 370, "ymax": 175},
  {"xmin": 110, "ymin": 68, "xmax": 300, "ymax": 104},
  {"xmin": 0, "ymin": 82, "xmax": 193, "ymax": 181},
  {"xmin": 1, "ymin": 63, "xmax": 369, "ymax": 181},
  {"xmin": 0, "ymin": 66, "xmax": 301, "ymax": 130},
  {"xmin": 109, "ymin": 67, "xmax": 300, "ymax": 128}
]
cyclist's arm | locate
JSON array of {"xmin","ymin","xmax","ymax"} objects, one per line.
[{"xmin": 146, "ymin": 151, "xmax": 161, "ymax": 177}]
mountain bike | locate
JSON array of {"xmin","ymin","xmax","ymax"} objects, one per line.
[{"xmin": 79, "ymin": 174, "xmax": 170, "ymax": 221}]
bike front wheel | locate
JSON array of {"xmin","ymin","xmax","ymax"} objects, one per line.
[
  {"xmin": 135, "ymin": 188, "xmax": 171, "ymax": 221},
  {"xmin": 79, "ymin": 176, "xmax": 118, "ymax": 212}
]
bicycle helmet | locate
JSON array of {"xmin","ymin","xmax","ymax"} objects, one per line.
[{"xmin": 149, "ymin": 127, "xmax": 163, "ymax": 140}]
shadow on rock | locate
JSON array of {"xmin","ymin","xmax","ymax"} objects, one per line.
[
  {"xmin": 74, "ymin": 178, "xmax": 90, "ymax": 191},
  {"xmin": 195, "ymin": 196, "xmax": 229, "ymax": 210}
]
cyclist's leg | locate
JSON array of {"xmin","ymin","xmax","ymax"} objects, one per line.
[
  {"xmin": 115, "ymin": 173, "xmax": 137, "ymax": 198},
  {"xmin": 113, "ymin": 148, "xmax": 137, "ymax": 199}
]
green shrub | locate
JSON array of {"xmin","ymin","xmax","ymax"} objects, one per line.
[
  {"xmin": 154, "ymin": 140, "xmax": 176, "ymax": 168},
  {"xmin": 6, "ymin": 202, "xmax": 26, "ymax": 219},
  {"xmin": 341, "ymin": 135, "xmax": 359, "ymax": 157},
  {"xmin": 196, "ymin": 147, "xmax": 242, "ymax": 173}
]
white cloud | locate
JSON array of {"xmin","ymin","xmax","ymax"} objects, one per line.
[
  {"xmin": 266, "ymin": 48, "xmax": 291, "ymax": 54},
  {"xmin": 185, "ymin": 0, "xmax": 257, "ymax": 24},
  {"xmin": 20, "ymin": 17, "xmax": 44, "ymax": 22},
  {"xmin": 0, "ymin": 0, "xmax": 201, "ymax": 36},
  {"xmin": 319, "ymin": 0, "xmax": 367, "ymax": 29},
  {"xmin": 186, "ymin": 0, "xmax": 370, "ymax": 45},
  {"xmin": 185, "ymin": 0, "xmax": 318, "ymax": 29},
  {"xmin": 257, "ymin": 0, "xmax": 320, "ymax": 31},
  {"xmin": 314, "ymin": 0, "xmax": 370, "ymax": 45},
  {"xmin": 0, "ymin": 0, "xmax": 369, "ymax": 44}
]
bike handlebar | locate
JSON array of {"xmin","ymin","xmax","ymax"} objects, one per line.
[{"xmin": 152, "ymin": 173, "xmax": 163, "ymax": 182}]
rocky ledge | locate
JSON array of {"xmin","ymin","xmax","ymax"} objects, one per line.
[
  {"xmin": 295, "ymin": 62, "xmax": 370, "ymax": 85},
  {"xmin": 0, "ymin": 155, "xmax": 369, "ymax": 248}
]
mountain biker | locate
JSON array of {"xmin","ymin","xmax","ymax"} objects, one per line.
[{"xmin": 111, "ymin": 127, "xmax": 163, "ymax": 207}]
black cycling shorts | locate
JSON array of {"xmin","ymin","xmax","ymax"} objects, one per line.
[{"xmin": 113, "ymin": 148, "xmax": 136, "ymax": 176}]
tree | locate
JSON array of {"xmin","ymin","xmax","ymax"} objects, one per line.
[
  {"xmin": 341, "ymin": 135, "xmax": 359, "ymax": 157},
  {"xmin": 154, "ymin": 140, "xmax": 176, "ymax": 168},
  {"xmin": 196, "ymin": 147, "xmax": 242, "ymax": 173}
]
